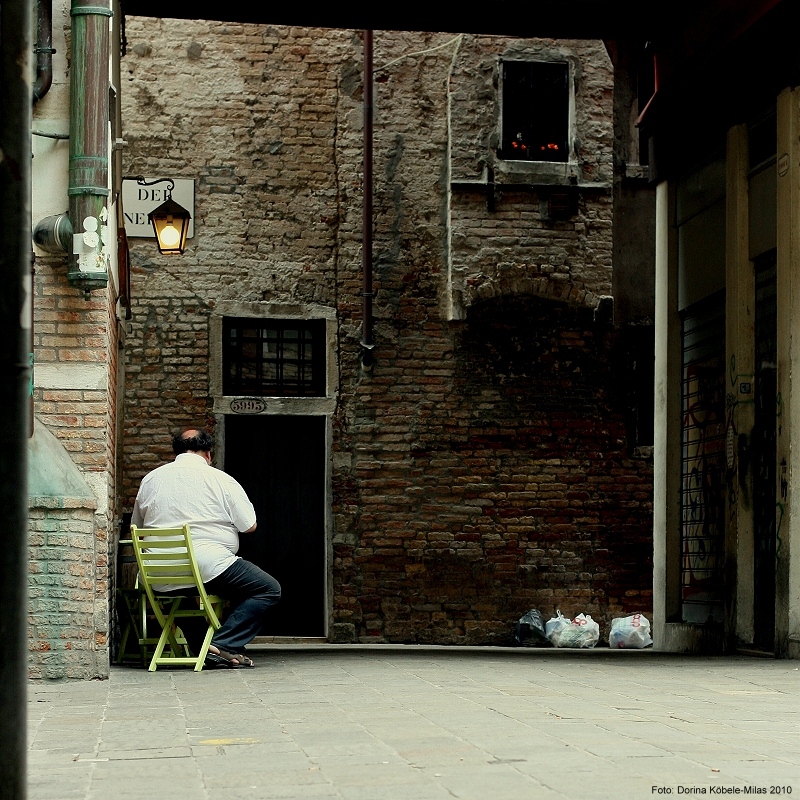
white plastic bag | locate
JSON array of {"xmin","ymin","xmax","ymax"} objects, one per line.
[
  {"xmin": 550, "ymin": 612, "xmax": 600, "ymax": 648},
  {"xmin": 608, "ymin": 613, "xmax": 652, "ymax": 649},
  {"xmin": 545, "ymin": 611, "xmax": 571, "ymax": 645}
]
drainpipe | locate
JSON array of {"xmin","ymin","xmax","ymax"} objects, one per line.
[
  {"xmin": 361, "ymin": 29, "xmax": 374, "ymax": 371},
  {"xmin": 32, "ymin": 0, "xmax": 54, "ymax": 104},
  {"xmin": 31, "ymin": 0, "xmax": 67, "ymax": 253},
  {"xmin": 635, "ymin": 51, "xmax": 659, "ymax": 128},
  {"xmin": 67, "ymin": 0, "xmax": 111, "ymax": 295},
  {"xmin": 0, "ymin": 0, "xmax": 33, "ymax": 796}
]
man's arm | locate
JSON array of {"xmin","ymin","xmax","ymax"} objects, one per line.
[
  {"xmin": 222, "ymin": 474, "xmax": 257, "ymax": 534},
  {"xmin": 131, "ymin": 495, "xmax": 144, "ymax": 528}
]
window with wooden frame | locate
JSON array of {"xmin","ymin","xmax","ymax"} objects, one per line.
[{"xmin": 222, "ymin": 318, "xmax": 326, "ymax": 397}]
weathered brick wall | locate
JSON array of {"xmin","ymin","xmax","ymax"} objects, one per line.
[
  {"xmin": 448, "ymin": 37, "xmax": 613, "ymax": 183},
  {"xmin": 34, "ymin": 269, "xmax": 119, "ymax": 488},
  {"xmin": 121, "ymin": 22, "xmax": 653, "ymax": 645},
  {"xmin": 448, "ymin": 37, "xmax": 614, "ymax": 317},
  {"xmin": 120, "ymin": 21, "xmax": 352, "ymax": 501},
  {"xmin": 332, "ymin": 296, "xmax": 652, "ymax": 643},
  {"xmin": 106, "ymin": 290, "xmax": 120, "ymax": 520},
  {"xmin": 27, "ymin": 0, "xmax": 121, "ymax": 678},
  {"xmin": 31, "ymin": 259, "xmax": 118, "ymax": 677},
  {"xmin": 451, "ymin": 188, "xmax": 614, "ymax": 312},
  {"xmin": 28, "ymin": 499, "xmax": 105, "ymax": 679},
  {"xmin": 122, "ymin": 291, "xmax": 213, "ymax": 487}
]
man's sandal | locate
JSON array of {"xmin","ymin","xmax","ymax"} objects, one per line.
[{"xmin": 205, "ymin": 648, "xmax": 255, "ymax": 669}]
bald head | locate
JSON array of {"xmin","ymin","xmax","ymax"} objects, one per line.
[{"xmin": 172, "ymin": 429, "xmax": 214, "ymax": 456}]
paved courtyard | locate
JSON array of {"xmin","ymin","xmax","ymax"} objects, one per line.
[{"xmin": 27, "ymin": 647, "xmax": 799, "ymax": 800}]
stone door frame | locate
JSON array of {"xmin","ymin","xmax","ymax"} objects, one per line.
[{"xmin": 209, "ymin": 300, "xmax": 337, "ymax": 640}]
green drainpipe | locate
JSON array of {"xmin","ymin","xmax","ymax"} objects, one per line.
[{"xmin": 67, "ymin": 0, "xmax": 112, "ymax": 294}]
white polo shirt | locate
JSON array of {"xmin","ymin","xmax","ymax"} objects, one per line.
[{"xmin": 131, "ymin": 452, "xmax": 257, "ymax": 588}]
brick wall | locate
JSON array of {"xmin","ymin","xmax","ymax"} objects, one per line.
[
  {"xmin": 31, "ymin": 259, "xmax": 118, "ymax": 677},
  {"xmin": 34, "ymin": 268, "xmax": 113, "ymax": 467},
  {"xmin": 331, "ymin": 295, "xmax": 652, "ymax": 643},
  {"xmin": 28, "ymin": 0, "xmax": 122, "ymax": 678},
  {"xmin": 448, "ymin": 38, "xmax": 615, "ymax": 317},
  {"xmin": 120, "ymin": 21, "xmax": 351, "ymax": 502},
  {"xmin": 121, "ymin": 22, "xmax": 653, "ymax": 645},
  {"xmin": 28, "ymin": 499, "xmax": 105, "ymax": 679}
]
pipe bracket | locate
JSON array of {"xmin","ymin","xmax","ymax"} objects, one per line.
[
  {"xmin": 67, "ymin": 186, "xmax": 110, "ymax": 196},
  {"xmin": 70, "ymin": 5, "xmax": 113, "ymax": 15}
]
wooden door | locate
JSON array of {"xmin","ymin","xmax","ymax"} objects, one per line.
[{"xmin": 224, "ymin": 414, "xmax": 326, "ymax": 636}]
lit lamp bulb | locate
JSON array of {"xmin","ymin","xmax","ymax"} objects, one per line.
[
  {"xmin": 147, "ymin": 196, "xmax": 191, "ymax": 254},
  {"xmin": 159, "ymin": 219, "xmax": 181, "ymax": 248}
]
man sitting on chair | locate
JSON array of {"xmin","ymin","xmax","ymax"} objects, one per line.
[{"xmin": 131, "ymin": 428, "xmax": 280, "ymax": 668}]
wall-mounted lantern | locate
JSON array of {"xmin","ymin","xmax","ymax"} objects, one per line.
[
  {"xmin": 131, "ymin": 177, "xmax": 191, "ymax": 255},
  {"xmin": 148, "ymin": 196, "xmax": 191, "ymax": 254}
]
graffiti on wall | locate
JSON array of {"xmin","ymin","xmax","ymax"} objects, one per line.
[{"xmin": 682, "ymin": 362, "xmax": 726, "ymax": 623}]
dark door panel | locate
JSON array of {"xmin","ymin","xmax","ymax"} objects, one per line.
[{"xmin": 224, "ymin": 414, "xmax": 326, "ymax": 636}]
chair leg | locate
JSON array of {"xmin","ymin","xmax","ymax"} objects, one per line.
[
  {"xmin": 195, "ymin": 625, "xmax": 216, "ymax": 672},
  {"xmin": 148, "ymin": 627, "xmax": 171, "ymax": 671},
  {"xmin": 140, "ymin": 588, "xmax": 162, "ymax": 666},
  {"xmin": 117, "ymin": 618, "xmax": 133, "ymax": 663},
  {"xmin": 148, "ymin": 598, "xmax": 185, "ymax": 672},
  {"xmin": 117, "ymin": 594, "xmax": 133, "ymax": 661},
  {"xmin": 194, "ymin": 596, "xmax": 224, "ymax": 671},
  {"xmin": 113, "ymin": 588, "xmax": 151, "ymax": 667}
]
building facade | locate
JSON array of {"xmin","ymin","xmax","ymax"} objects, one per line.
[
  {"xmin": 19, "ymin": 2, "xmax": 800, "ymax": 682},
  {"xmin": 118, "ymin": 22, "xmax": 654, "ymax": 645},
  {"xmin": 28, "ymin": 0, "xmax": 124, "ymax": 678},
  {"xmin": 642, "ymin": 1, "xmax": 800, "ymax": 658}
]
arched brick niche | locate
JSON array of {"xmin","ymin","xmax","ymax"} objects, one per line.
[{"xmin": 463, "ymin": 273, "xmax": 599, "ymax": 313}]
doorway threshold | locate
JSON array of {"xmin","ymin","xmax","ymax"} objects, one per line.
[
  {"xmin": 246, "ymin": 640, "xmax": 660, "ymax": 655},
  {"xmin": 736, "ymin": 646, "xmax": 776, "ymax": 658},
  {"xmin": 251, "ymin": 637, "xmax": 328, "ymax": 645}
]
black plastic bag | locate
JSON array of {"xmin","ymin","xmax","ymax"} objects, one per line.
[{"xmin": 513, "ymin": 608, "xmax": 550, "ymax": 647}]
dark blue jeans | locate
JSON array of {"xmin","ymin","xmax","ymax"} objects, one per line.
[
  {"xmin": 205, "ymin": 558, "xmax": 281, "ymax": 653},
  {"xmin": 163, "ymin": 558, "xmax": 280, "ymax": 656}
]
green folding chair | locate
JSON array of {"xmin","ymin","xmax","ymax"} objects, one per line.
[
  {"xmin": 116, "ymin": 579, "xmax": 193, "ymax": 667},
  {"xmin": 116, "ymin": 583, "xmax": 150, "ymax": 666},
  {"xmin": 130, "ymin": 524, "xmax": 224, "ymax": 672}
]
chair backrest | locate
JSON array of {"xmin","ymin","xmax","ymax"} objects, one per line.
[{"xmin": 130, "ymin": 524, "xmax": 221, "ymax": 628}]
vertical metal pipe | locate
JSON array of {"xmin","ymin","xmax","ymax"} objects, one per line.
[
  {"xmin": 0, "ymin": 0, "xmax": 33, "ymax": 796},
  {"xmin": 68, "ymin": 0, "xmax": 111, "ymax": 293},
  {"xmin": 361, "ymin": 29, "xmax": 374, "ymax": 369},
  {"xmin": 33, "ymin": 0, "xmax": 54, "ymax": 104}
]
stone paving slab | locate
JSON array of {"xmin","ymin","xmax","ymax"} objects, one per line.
[{"xmin": 27, "ymin": 648, "xmax": 800, "ymax": 799}]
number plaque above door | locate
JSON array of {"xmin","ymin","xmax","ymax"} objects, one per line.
[{"xmin": 229, "ymin": 397, "xmax": 267, "ymax": 414}]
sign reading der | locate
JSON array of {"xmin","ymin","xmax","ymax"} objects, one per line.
[{"xmin": 122, "ymin": 178, "xmax": 195, "ymax": 239}]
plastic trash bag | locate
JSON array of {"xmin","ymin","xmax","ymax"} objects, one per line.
[
  {"xmin": 549, "ymin": 612, "xmax": 600, "ymax": 648},
  {"xmin": 513, "ymin": 608, "xmax": 550, "ymax": 647},
  {"xmin": 608, "ymin": 613, "xmax": 653, "ymax": 649},
  {"xmin": 545, "ymin": 610, "xmax": 571, "ymax": 644}
]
